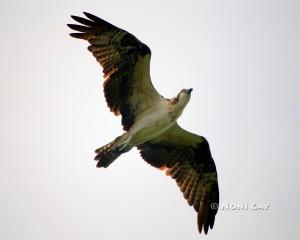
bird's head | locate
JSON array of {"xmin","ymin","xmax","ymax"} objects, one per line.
[
  {"xmin": 177, "ymin": 88, "xmax": 193, "ymax": 106},
  {"xmin": 167, "ymin": 88, "xmax": 193, "ymax": 119}
]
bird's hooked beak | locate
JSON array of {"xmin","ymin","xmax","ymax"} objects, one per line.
[{"xmin": 187, "ymin": 88, "xmax": 193, "ymax": 94}]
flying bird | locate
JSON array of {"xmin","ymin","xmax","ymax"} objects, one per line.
[{"xmin": 67, "ymin": 12, "xmax": 219, "ymax": 234}]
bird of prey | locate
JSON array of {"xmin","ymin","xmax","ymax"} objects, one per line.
[{"xmin": 67, "ymin": 12, "xmax": 219, "ymax": 235}]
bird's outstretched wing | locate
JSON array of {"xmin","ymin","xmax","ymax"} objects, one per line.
[
  {"xmin": 138, "ymin": 123, "xmax": 219, "ymax": 234},
  {"xmin": 68, "ymin": 12, "xmax": 161, "ymax": 130}
]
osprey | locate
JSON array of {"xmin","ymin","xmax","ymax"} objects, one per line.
[{"xmin": 68, "ymin": 12, "xmax": 219, "ymax": 234}]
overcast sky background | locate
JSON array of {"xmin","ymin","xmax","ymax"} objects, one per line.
[{"xmin": 0, "ymin": 0, "xmax": 299, "ymax": 239}]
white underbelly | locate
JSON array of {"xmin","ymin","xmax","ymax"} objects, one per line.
[{"xmin": 129, "ymin": 108, "xmax": 173, "ymax": 145}]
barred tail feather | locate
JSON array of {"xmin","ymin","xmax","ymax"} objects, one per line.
[
  {"xmin": 94, "ymin": 134, "xmax": 130, "ymax": 168},
  {"xmin": 94, "ymin": 148, "xmax": 123, "ymax": 168}
]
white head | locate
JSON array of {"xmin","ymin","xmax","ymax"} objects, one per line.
[
  {"xmin": 167, "ymin": 88, "xmax": 193, "ymax": 119},
  {"xmin": 177, "ymin": 88, "xmax": 193, "ymax": 107}
]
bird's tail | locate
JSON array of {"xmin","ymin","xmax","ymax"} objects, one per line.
[{"xmin": 94, "ymin": 133, "xmax": 132, "ymax": 168}]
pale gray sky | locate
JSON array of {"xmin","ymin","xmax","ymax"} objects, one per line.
[{"xmin": 0, "ymin": 0, "xmax": 299, "ymax": 239}]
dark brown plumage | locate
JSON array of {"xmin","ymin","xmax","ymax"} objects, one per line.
[
  {"xmin": 68, "ymin": 12, "xmax": 219, "ymax": 235},
  {"xmin": 68, "ymin": 12, "xmax": 159, "ymax": 130},
  {"xmin": 138, "ymin": 124, "xmax": 219, "ymax": 234}
]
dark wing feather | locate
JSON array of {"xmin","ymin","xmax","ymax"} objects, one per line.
[
  {"xmin": 68, "ymin": 12, "xmax": 160, "ymax": 130},
  {"xmin": 138, "ymin": 123, "xmax": 219, "ymax": 234}
]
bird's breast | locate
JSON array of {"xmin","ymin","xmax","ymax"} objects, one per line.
[{"xmin": 128, "ymin": 105, "xmax": 174, "ymax": 145}]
